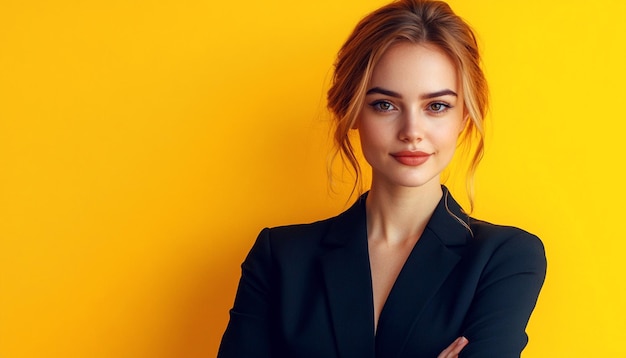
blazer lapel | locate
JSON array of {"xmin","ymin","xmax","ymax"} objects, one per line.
[
  {"xmin": 374, "ymin": 188, "xmax": 472, "ymax": 358},
  {"xmin": 320, "ymin": 195, "xmax": 376, "ymax": 358}
]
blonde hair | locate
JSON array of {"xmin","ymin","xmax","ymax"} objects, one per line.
[{"xmin": 327, "ymin": 0, "xmax": 488, "ymax": 211}]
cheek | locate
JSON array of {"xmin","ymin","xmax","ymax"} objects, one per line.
[
  {"xmin": 358, "ymin": 119, "xmax": 387, "ymax": 148},
  {"xmin": 358, "ymin": 129, "xmax": 380, "ymax": 155},
  {"xmin": 433, "ymin": 126, "xmax": 462, "ymax": 152}
]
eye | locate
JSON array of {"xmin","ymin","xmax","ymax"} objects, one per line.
[
  {"xmin": 370, "ymin": 100, "xmax": 397, "ymax": 113},
  {"xmin": 427, "ymin": 101, "xmax": 452, "ymax": 114}
]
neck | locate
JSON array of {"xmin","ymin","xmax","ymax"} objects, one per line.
[{"xmin": 365, "ymin": 179, "xmax": 443, "ymax": 246}]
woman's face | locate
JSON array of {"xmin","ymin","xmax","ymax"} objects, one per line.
[{"xmin": 357, "ymin": 42, "xmax": 466, "ymax": 189}]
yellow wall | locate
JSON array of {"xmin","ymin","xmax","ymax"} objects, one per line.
[{"xmin": 1, "ymin": 0, "xmax": 625, "ymax": 356}]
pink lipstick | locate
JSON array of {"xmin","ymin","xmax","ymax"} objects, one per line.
[{"xmin": 391, "ymin": 151, "xmax": 431, "ymax": 166}]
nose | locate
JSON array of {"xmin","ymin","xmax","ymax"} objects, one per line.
[{"xmin": 398, "ymin": 108, "xmax": 424, "ymax": 143}]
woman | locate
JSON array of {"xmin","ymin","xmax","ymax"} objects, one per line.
[{"xmin": 218, "ymin": 1, "xmax": 546, "ymax": 357}]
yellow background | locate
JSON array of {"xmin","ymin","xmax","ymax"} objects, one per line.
[{"xmin": 1, "ymin": 0, "xmax": 625, "ymax": 357}]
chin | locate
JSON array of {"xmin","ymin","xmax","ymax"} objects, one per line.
[
  {"xmin": 370, "ymin": 163, "xmax": 444, "ymax": 189},
  {"xmin": 382, "ymin": 174, "xmax": 440, "ymax": 189}
]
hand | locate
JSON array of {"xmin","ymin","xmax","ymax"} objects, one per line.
[{"xmin": 437, "ymin": 336, "xmax": 468, "ymax": 358}]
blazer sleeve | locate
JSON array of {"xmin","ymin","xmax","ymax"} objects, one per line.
[
  {"xmin": 460, "ymin": 232, "xmax": 547, "ymax": 358},
  {"xmin": 218, "ymin": 228, "xmax": 275, "ymax": 358}
]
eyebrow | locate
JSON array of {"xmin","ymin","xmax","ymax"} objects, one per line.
[
  {"xmin": 366, "ymin": 87, "xmax": 401, "ymax": 98},
  {"xmin": 420, "ymin": 89, "xmax": 458, "ymax": 99},
  {"xmin": 365, "ymin": 87, "xmax": 457, "ymax": 99}
]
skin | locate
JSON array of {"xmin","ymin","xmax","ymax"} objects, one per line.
[
  {"xmin": 438, "ymin": 336, "xmax": 469, "ymax": 358},
  {"xmin": 357, "ymin": 42, "xmax": 468, "ymax": 356}
]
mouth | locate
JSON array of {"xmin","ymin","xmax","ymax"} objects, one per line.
[{"xmin": 390, "ymin": 151, "xmax": 432, "ymax": 166}]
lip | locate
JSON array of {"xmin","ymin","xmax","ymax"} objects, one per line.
[{"xmin": 390, "ymin": 151, "xmax": 432, "ymax": 166}]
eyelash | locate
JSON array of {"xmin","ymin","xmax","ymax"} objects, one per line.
[
  {"xmin": 369, "ymin": 100, "xmax": 397, "ymax": 113},
  {"xmin": 368, "ymin": 100, "xmax": 453, "ymax": 114},
  {"xmin": 427, "ymin": 101, "xmax": 453, "ymax": 114}
]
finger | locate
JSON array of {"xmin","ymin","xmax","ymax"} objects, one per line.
[
  {"xmin": 447, "ymin": 336, "xmax": 468, "ymax": 358},
  {"xmin": 437, "ymin": 336, "xmax": 468, "ymax": 358},
  {"xmin": 436, "ymin": 337, "xmax": 459, "ymax": 358}
]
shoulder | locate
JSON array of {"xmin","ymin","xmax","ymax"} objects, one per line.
[
  {"xmin": 250, "ymin": 214, "xmax": 341, "ymax": 261},
  {"xmin": 261, "ymin": 196, "xmax": 365, "ymax": 250},
  {"xmin": 469, "ymin": 218, "xmax": 544, "ymax": 252},
  {"xmin": 467, "ymin": 218, "xmax": 547, "ymax": 274},
  {"xmin": 262, "ymin": 214, "xmax": 336, "ymax": 243},
  {"xmin": 266, "ymin": 217, "xmax": 334, "ymax": 240}
]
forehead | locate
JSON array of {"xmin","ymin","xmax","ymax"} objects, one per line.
[{"xmin": 368, "ymin": 42, "xmax": 459, "ymax": 93}]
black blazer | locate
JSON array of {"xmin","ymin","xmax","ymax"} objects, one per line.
[{"xmin": 218, "ymin": 188, "xmax": 546, "ymax": 358}]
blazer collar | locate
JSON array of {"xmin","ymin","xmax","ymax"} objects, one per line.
[
  {"xmin": 321, "ymin": 186, "xmax": 472, "ymax": 248},
  {"xmin": 374, "ymin": 187, "xmax": 470, "ymax": 357},
  {"xmin": 320, "ymin": 186, "xmax": 472, "ymax": 358},
  {"xmin": 426, "ymin": 186, "xmax": 473, "ymax": 245},
  {"xmin": 320, "ymin": 194, "xmax": 375, "ymax": 358}
]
